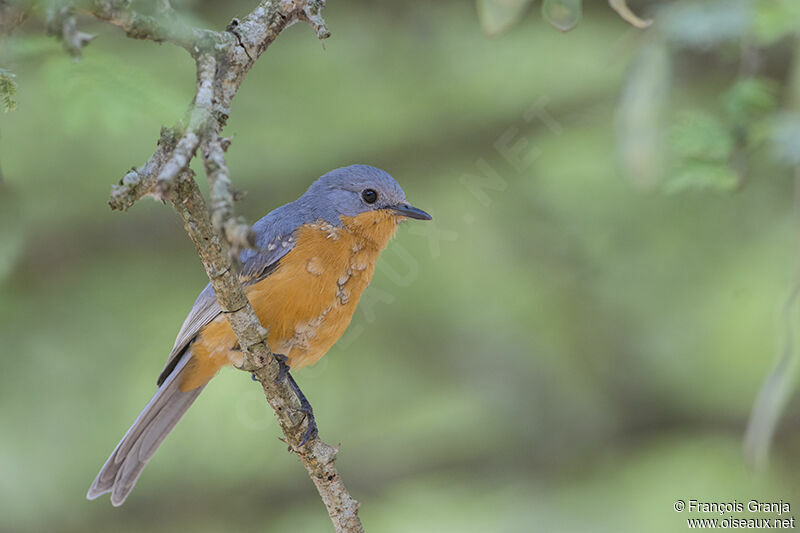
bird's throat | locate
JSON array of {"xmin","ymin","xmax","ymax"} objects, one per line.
[{"xmin": 339, "ymin": 210, "xmax": 400, "ymax": 250}]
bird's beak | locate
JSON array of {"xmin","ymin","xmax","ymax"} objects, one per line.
[{"xmin": 387, "ymin": 203, "xmax": 432, "ymax": 220}]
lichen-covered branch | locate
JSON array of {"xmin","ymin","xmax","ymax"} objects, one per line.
[
  {"xmin": 46, "ymin": 4, "xmax": 95, "ymax": 59},
  {"xmin": 201, "ymin": 133, "xmax": 254, "ymax": 256},
  {"xmin": 97, "ymin": 2, "xmax": 362, "ymax": 532},
  {"xmin": 89, "ymin": 0, "xmax": 207, "ymax": 52}
]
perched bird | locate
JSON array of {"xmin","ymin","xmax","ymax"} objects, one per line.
[{"xmin": 87, "ymin": 164, "xmax": 431, "ymax": 506}]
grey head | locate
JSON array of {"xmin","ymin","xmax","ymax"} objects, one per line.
[
  {"xmin": 295, "ymin": 164, "xmax": 431, "ymax": 224},
  {"xmin": 242, "ymin": 165, "xmax": 430, "ymax": 279}
]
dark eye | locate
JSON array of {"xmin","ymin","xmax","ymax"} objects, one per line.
[{"xmin": 362, "ymin": 188, "xmax": 378, "ymax": 204}]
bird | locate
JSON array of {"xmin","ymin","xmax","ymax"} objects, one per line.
[{"xmin": 86, "ymin": 164, "xmax": 431, "ymax": 506}]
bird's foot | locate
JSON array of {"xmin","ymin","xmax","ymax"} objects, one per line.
[
  {"xmin": 273, "ymin": 353, "xmax": 290, "ymax": 384},
  {"xmin": 286, "ymin": 373, "xmax": 318, "ymax": 446},
  {"xmin": 296, "ymin": 407, "xmax": 318, "ymax": 447}
]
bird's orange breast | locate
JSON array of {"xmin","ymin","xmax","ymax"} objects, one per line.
[{"xmin": 179, "ymin": 211, "xmax": 400, "ymax": 391}]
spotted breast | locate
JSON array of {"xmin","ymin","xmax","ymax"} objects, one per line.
[{"xmin": 178, "ymin": 210, "xmax": 400, "ymax": 391}]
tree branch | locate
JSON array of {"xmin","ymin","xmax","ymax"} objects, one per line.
[
  {"xmin": 98, "ymin": 1, "xmax": 362, "ymax": 531},
  {"xmin": 46, "ymin": 4, "xmax": 95, "ymax": 59},
  {"xmin": 89, "ymin": 0, "xmax": 207, "ymax": 52}
]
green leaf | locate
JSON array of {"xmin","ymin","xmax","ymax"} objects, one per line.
[
  {"xmin": 662, "ymin": 162, "xmax": 739, "ymax": 194},
  {"xmin": 722, "ymin": 77, "xmax": 779, "ymax": 129},
  {"xmin": 668, "ymin": 111, "xmax": 733, "ymax": 161},
  {"xmin": 476, "ymin": 0, "xmax": 533, "ymax": 37},
  {"xmin": 0, "ymin": 69, "xmax": 17, "ymax": 113},
  {"xmin": 664, "ymin": 111, "xmax": 739, "ymax": 193},
  {"xmin": 542, "ymin": 0, "xmax": 582, "ymax": 32}
]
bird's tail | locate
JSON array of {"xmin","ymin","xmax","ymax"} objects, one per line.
[{"xmin": 87, "ymin": 354, "xmax": 205, "ymax": 506}]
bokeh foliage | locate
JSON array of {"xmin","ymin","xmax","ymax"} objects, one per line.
[
  {"xmin": 0, "ymin": 68, "xmax": 16, "ymax": 112},
  {"xmin": 2, "ymin": 1, "xmax": 800, "ymax": 532}
]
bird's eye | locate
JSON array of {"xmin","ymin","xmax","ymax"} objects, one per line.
[{"xmin": 362, "ymin": 188, "xmax": 378, "ymax": 204}]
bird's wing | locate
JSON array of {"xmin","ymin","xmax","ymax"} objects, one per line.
[{"xmin": 156, "ymin": 204, "xmax": 308, "ymax": 386}]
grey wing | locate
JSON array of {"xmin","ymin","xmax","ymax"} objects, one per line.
[
  {"xmin": 156, "ymin": 203, "xmax": 310, "ymax": 386},
  {"xmin": 156, "ymin": 284, "xmax": 221, "ymax": 386}
]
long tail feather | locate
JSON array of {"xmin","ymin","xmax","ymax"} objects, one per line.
[{"xmin": 87, "ymin": 354, "xmax": 205, "ymax": 506}]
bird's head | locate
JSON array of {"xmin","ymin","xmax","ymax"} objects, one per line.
[{"xmin": 305, "ymin": 165, "xmax": 432, "ymax": 225}]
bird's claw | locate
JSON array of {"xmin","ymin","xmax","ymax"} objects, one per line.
[
  {"xmin": 297, "ymin": 410, "xmax": 318, "ymax": 447},
  {"xmin": 295, "ymin": 394, "xmax": 318, "ymax": 446},
  {"xmin": 285, "ymin": 372, "xmax": 318, "ymax": 446},
  {"xmin": 273, "ymin": 353, "xmax": 290, "ymax": 384}
]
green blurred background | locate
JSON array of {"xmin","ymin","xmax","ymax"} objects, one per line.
[{"xmin": 3, "ymin": 0, "xmax": 800, "ymax": 531}]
